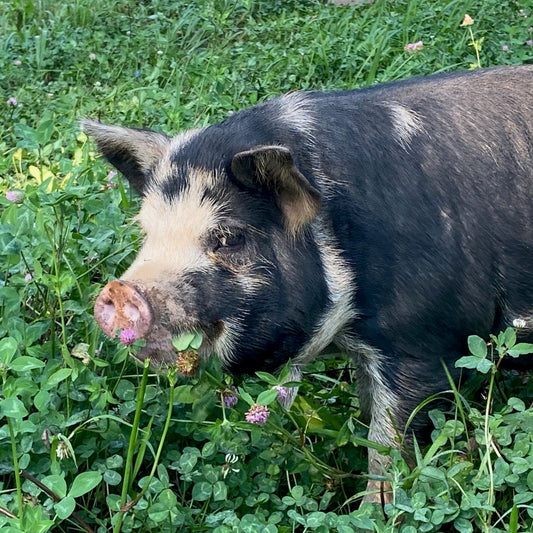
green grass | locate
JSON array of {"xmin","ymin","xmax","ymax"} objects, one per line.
[{"xmin": 1, "ymin": 0, "xmax": 533, "ymax": 531}]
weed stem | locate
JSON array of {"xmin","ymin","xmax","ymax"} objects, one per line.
[{"xmin": 113, "ymin": 358, "xmax": 151, "ymax": 533}]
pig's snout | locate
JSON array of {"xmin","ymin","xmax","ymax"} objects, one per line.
[{"xmin": 94, "ymin": 280, "xmax": 153, "ymax": 339}]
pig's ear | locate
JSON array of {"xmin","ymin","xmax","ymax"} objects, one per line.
[
  {"xmin": 231, "ymin": 146, "xmax": 321, "ymax": 234},
  {"xmin": 82, "ymin": 120, "xmax": 170, "ymax": 195}
]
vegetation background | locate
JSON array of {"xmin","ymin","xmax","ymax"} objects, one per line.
[{"xmin": 1, "ymin": 0, "xmax": 532, "ymax": 531}]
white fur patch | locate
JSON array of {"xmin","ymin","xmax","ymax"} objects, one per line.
[
  {"xmin": 386, "ymin": 102, "xmax": 425, "ymax": 150},
  {"xmin": 337, "ymin": 335, "xmax": 399, "ymax": 445},
  {"xmin": 272, "ymin": 92, "xmax": 339, "ymax": 196},
  {"xmin": 124, "ymin": 168, "xmax": 226, "ymax": 282},
  {"xmin": 151, "ymin": 129, "xmax": 204, "ymax": 189},
  {"xmin": 274, "ymin": 92, "xmax": 317, "ymax": 136},
  {"xmin": 211, "ymin": 316, "xmax": 240, "ymax": 366},
  {"xmin": 293, "ymin": 217, "xmax": 357, "ymax": 367}
]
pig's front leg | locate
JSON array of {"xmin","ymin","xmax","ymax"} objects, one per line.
[
  {"xmin": 346, "ymin": 339, "xmax": 451, "ymax": 505},
  {"xmin": 363, "ymin": 422, "xmax": 395, "ymax": 505},
  {"xmin": 361, "ymin": 389, "xmax": 398, "ymax": 505}
]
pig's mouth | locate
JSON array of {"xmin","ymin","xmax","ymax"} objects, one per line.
[
  {"xmin": 94, "ymin": 279, "xmax": 224, "ymax": 368},
  {"xmin": 133, "ymin": 322, "xmax": 223, "ymax": 367}
]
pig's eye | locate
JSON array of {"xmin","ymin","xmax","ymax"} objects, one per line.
[{"xmin": 211, "ymin": 228, "xmax": 245, "ymax": 253}]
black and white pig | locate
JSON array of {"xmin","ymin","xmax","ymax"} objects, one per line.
[{"xmin": 87, "ymin": 65, "xmax": 533, "ymax": 503}]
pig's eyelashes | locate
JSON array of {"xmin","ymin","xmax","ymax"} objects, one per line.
[{"xmin": 211, "ymin": 230, "xmax": 245, "ymax": 253}]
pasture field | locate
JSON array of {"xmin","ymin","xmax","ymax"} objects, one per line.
[{"xmin": 1, "ymin": 1, "xmax": 532, "ymax": 531}]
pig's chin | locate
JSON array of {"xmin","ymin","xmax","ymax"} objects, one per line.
[
  {"xmin": 132, "ymin": 323, "xmax": 217, "ymax": 367},
  {"xmin": 133, "ymin": 325, "xmax": 176, "ymax": 366}
]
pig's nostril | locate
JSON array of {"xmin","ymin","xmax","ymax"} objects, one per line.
[
  {"xmin": 100, "ymin": 301, "xmax": 116, "ymax": 323},
  {"xmin": 124, "ymin": 302, "xmax": 141, "ymax": 322}
]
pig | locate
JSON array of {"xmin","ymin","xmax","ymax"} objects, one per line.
[{"xmin": 86, "ymin": 65, "xmax": 533, "ymax": 503}]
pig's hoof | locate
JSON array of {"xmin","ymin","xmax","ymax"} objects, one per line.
[{"xmin": 361, "ymin": 479, "xmax": 393, "ymax": 507}]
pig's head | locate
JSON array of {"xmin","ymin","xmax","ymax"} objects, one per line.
[{"xmin": 85, "ymin": 119, "xmax": 333, "ymax": 375}]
